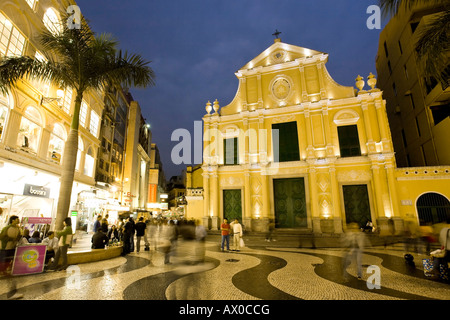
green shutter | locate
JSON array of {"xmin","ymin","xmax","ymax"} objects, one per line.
[
  {"xmin": 338, "ymin": 125, "xmax": 361, "ymax": 157},
  {"xmin": 224, "ymin": 137, "xmax": 238, "ymax": 165},
  {"xmin": 272, "ymin": 121, "xmax": 300, "ymax": 162}
]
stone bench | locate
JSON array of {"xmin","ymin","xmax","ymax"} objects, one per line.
[{"xmin": 67, "ymin": 246, "xmax": 123, "ymax": 265}]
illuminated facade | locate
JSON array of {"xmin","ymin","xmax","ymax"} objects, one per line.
[{"xmin": 187, "ymin": 38, "xmax": 450, "ymax": 234}]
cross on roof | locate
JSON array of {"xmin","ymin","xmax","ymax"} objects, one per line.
[{"xmin": 272, "ymin": 29, "xmax": 282, "ymax": 39}]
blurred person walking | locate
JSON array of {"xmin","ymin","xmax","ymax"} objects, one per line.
[{"xmin": 342, "ymin": 223, "xmax": 369, "ymax": 280}]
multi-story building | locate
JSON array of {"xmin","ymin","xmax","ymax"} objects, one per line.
[
  {"xmin": 122, "ymin": 97, "xmax": 152, "ymax": 211},
  {"xmin": 376, "ymin": 3, "xmax": 450, "ymax": 167},
  {"xmin": 148, "ymin": 143, "xmax": 167, "ymax": 212},
  {"xmin": 0, "ymin": 0, "xmax": 106, "ymax": 229},
  {"xmin": 185, "ymin": 37, "xmax": 450, "ymax": 234}
]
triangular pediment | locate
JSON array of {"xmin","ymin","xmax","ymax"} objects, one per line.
[{"xmin": 240, "ymin": 40, "xmax": 326, "ymax": 71}]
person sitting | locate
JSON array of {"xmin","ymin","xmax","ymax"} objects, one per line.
[
  {"xmin": 91, "ymin": 228, "xmax": 109, "ymax": 249},
  {"xmin": 107, "ymin": 225, "xmax": 119, "ymax": 242},
  {"xmin": 362, "ymin": 220, "xmax": 374, "ymax": 232},
  {"xmin": 28, "ymin": 231, "xmax": 42, "ymax": 243},
  {"xmin": 42, "ymin": 231, "xmax": 59, "ymax": 265}
]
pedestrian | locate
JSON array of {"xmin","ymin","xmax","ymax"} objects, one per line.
[
  {"xmin": 220, "ymin": 218, "xmax": 230, "ymax": 251},
  {"xmin": 47, "ymin": 217, "xmax": 73, "ymax": 271},
  {"xmin": 161, "ymin": 219, "xmax": 178, "ymax": 264},
  {"xmin": 91, "ymin": 228, "xmax": 109, "ymax": 249},
  {"xmin": 93, "ymin": 215, "xmax": 102, "ymax": 233},
  {"xmin": 195, "ymin": 220, "xmax": 207, "ymax": 262},
  {"xmin": 135, "ymin": 217, "xmax": 148, "ymax": 252},
  {"xmin": 42, "ymin": 231, "xmax": 58, "ymax": 265},
  {"xmin": 122, "ymin": 217, "xmax": 135, "ymax": 255},
  {"xmin": 101, "ymin": 218, "xmax": 109, "ymax": 233},
  {"xmin": 231, "ymin": 219, "xmax": 243, "ymax": 252},
  {"xmin": 129, "ymin": 217, "xmax": 136, "ymax": 252},
  {"xmin": 342, "ymin": 223, "xmax": 368, "ymax": 280},
  {"xmin": 0, "ymin": 215, "xmax": 23, "ymax": 299},
  {"xmin": 22, "ymin": 228, "xmax": 30, "ymax": 242},
  {"xmin": 107, "ymin": 225, "xmax": 119, "ymax": 242},
  {"xmin": 0, "ymin": 215, "xmax": 21, "ymax": 273},
  {"xmin": 148, "ymin": 219, "xmax": 158, "ymax": 250},
  {"xmin": 28, "ymin": 231, "xmax": 42, "ymax": 243},
  {"xmin": 265, "ymin": 219, "xmax": 276, "ymax": 242},
  {"xmin": 429, "ymin": 220, "xmax": 450, "ymax": 278}
]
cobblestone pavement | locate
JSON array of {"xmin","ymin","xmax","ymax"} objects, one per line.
[{"xmin": 0, "ymin": 235, "xmax": 449, "ymax": 302}]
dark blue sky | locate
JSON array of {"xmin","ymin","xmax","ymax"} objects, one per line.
[{"xmin": 76, "ymin": 0, "xmax": 387, "ymax": 179}]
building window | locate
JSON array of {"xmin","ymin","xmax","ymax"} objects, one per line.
[
  {"xmin": 84, "ymin": 146, "xmax": 95, "ymax": 177},
  {"xmin": 272, "ymin": 121, "xmax": 300, "ymax": 162},
  {"xmin": 415, "ymin": 117, "xmax": 421, "ymax": 137},
  {"xmin": 392, "ymin": 82, "xmax": 397, "ymax": 96},
  {"xmin": 48, "ymin": 123, "xmax": 66, "ymax": 163},
  {"xmin": 43, "ymin": 8, "xmax": 62, "ymax": 35},
  {"xmin": 89, "ymin": 110, "xmax": 99, "ymax": 137},
  {"xmin": 0, "ymin": 92, "xmax": 11, "ymax": 141},
  {"xmin": 80, "ymin": 101, "xmax": 88, "ymax": 127},
  {"xmin": 0, "ymin": 12, "xmax": 26, "ymax": 57},
  {"xmin": 338, "ymin": 125, "xmax": 361, "ymax": 157},
  {"xmin": 31, "ymin": 52, "xmax": 50, "ymax": 96},
  {"xmin": 76, "ymin": 136, "xmax": 83, "ymax": 171},
  {"xmin": 407, "ymin": 93, "xmax": 415, "ymax": 109},
  {"xmin": 403, "ymin": 65, "xmax": 409, "ymax": 80},
  {"xmin": 61, "ymin": 87, "xmax": 72, "ymax": 114},
  {"xmin": 25, "ymin": 0, "xmax": 37, "ymax": 10},
  {"xmin": 17, "ymin": 106, "xmax": 42, "ymax": 153},
  {"xmin": 223, "ymin": 137, "xmax": 238, "ymax": 165},
  {"xmin": 398, "ymin": 40, "xmax": 403, "ymax": 55},
  {"xmin": 383, "ymin": 41, "xmax": 389, "ymax": 57}
]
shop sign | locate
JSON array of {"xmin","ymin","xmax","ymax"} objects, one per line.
[
  {"xmin": 11, "ymin": 245, "xmax": 47, "ymax": 275},
  {"xmin": 22, "ymin": 217, "xmax": 52, "ymax": 224},
  {"xmin": 23, "ymin": 184, "xmax": 50, "ymax": 198}
]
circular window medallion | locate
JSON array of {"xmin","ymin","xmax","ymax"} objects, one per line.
[
  {"xmin": 272, "ymin": 78, "xmax": 291, "ymax": 100},
  {"xmin": 271, "ymin": 50, "xmax": 287, "ymax": 64}
]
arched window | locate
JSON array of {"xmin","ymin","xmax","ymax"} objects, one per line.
[
  {"xmin": 48, "ymin": 123, "xmax": 66, "ymax": 163},
  {"xmin": 0, "ymin": 91, "xmax": 12, "ymax": 141},
  {"xmin": 83, "ymin": 146, "xmax": 95, "ymax": 177},
  {"xmin": 0, "ymin": 12, "xmax": 26, "ymax": 56},
  {"xmin": 43, "ymin": 8, "xmax": 62, "ymax": 35},
  {"xmin": 417, "ymin": 193, "xmax": 450, "ymax": 225},
  {"xmin": 17, "ymin": 106, "xmax": 42, "ymax": 153},
  {"xmin": 76, "ymin": 136, "xmax": 84, "ymax": 171}
]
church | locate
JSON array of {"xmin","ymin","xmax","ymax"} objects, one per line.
[{"xmin": 184, "ymin": 36, "xmax": 450, "ymax": 235}]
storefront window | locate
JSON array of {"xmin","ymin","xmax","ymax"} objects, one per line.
[
  {"xmin": 84, "ymin": 146, "xmax": 95, "ymax": 177},
  {"xmin": 0, "ymin": 92, "xmax": 11, "ymax": 141},
  {"xmin": 17, "ymin": 107, "xmax": 42, "ymax": 154},
  {"xmin": 48, "ymin": 123, "xmax": 66, "ymax": 163}
]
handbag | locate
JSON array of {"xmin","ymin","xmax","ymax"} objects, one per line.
[
  {"xmin": 422, "ymin": 258, "xmax": 434, "ymax": 277},
  {"xmin": 240, "ymin": 238, "xmax": 245, "ymax": 248}
]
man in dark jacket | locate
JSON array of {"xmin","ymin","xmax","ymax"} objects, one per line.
[
  {"xmin": 91, "ymin": 229, "xmax": 109, "ymax": 249},
  {"xmin": 134, "ymin": 217, "xmax": 148, "ymax": 252}
]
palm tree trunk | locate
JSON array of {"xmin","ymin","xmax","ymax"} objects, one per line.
[{"xmin": 54, "ymin": 92, "xmax": 82, "ymax": 230}]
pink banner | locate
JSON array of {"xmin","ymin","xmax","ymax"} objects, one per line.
[
  {"xmin": 11, "ymin": 245, "xmax": 47, "ymax": 275},
  {"xmin": 22, "ymin": 217, "xmax": 52, "ymax": 224}
]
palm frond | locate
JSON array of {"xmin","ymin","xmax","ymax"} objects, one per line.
[
  {"xmin": 415, "ymin": 9, "xmax": 450, "ymax": 83},
  {"xmin": 379, "ymin": 0, "xmax": 449, "ymax": 17}
]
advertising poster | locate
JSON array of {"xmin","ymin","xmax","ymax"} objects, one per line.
[{"xmin": 11, "ymin": 245, "xmax": 47, "ymax": 275}]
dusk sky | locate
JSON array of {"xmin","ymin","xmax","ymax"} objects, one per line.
[{"xmin": 76, "ymin": 0, "xmax": 388, "ymax": 179}]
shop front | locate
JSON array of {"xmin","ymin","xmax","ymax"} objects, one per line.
[{"xmin": 0, "ymin": 162, "xmax": 58, "ymax": 229}]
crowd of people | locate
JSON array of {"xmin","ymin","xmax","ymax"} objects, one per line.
[{"xmin": 91, "ymin": 214, "xmax": 209, "ymax": 266}]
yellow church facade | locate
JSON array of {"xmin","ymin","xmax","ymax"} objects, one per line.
[{"xmin": 185, "ymin": 39, "xmax": 450, "ymax": 235}]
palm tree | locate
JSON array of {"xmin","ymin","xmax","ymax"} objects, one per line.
[
  {"xmin": 379, "ymin": 0, "xmax": 449, "ymax": 84},
  {"xmin": 0, "ymin": 13, "xmax": 155, "ymax": 230}
]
